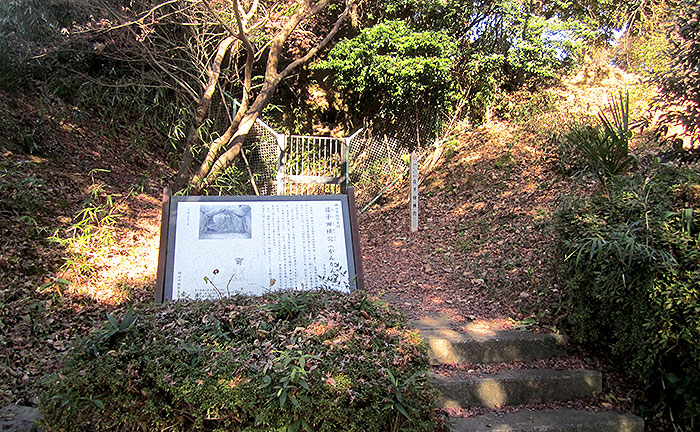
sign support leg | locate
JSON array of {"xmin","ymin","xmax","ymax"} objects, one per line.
[{"xmin": 154, "ymin": 187, "xmax": 172, "ymax": 303}]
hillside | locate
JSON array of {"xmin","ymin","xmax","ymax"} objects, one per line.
[
  {"xmin": 0, "ymin": 88, "xmax": 172, "ymax": 406},
  {"xmin": 361, "ymin": 66, "xmax": 648, "ymax": 322},
  {"xmin": 359, "ymin": 67, "xmax": 654, "ymax": 421},
  {"xmin": 0, "ymin": 66, "xmax": 668, "ymax": 427}
]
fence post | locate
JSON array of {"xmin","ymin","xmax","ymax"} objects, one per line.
[
  {"xmin": 343, "ymin": 128, "xmax": 363, "ymax": 196},
  {"xmin": 276, "ymin": 133, "xmax": 286, "ymax": 195}
]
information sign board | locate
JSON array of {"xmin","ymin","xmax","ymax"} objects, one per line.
[{"xmin": 155, "ymin": 194, "xmax": 360, "ymax": 302}]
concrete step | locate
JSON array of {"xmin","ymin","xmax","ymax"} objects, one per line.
[
  {"xmin": 433, "ymin": 369, "xmax": 602, "ymax": 409},
  {"xmin": 0, "ymin": 405, "xmax": 41, "ymax": 432},
  {"xmin": 450, "ymin": 409, "xmax": 644, "ymax": 432},
  {"xmin": 418, "ymin": 327, "xmax": 567, "ymax": 364}
]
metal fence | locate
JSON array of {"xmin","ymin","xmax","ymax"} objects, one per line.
[
  {"xmin": 241, "ymin": 116, "xmax": 280, "ymax": 195},
  {"xmin": 279, "ymin": 134, "xmax": 347, "ymax": 196},
  {"xmin": 234, "ymin": 106, "xmax": 443, "ymax": 210}
]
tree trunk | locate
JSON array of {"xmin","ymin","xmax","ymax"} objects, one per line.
[
  {"xmin": 173, "ymin": 36, "xmax": 236, "ymax": 192},
  {"xmin": 184, "ymin": 0, "xmax": 354, "ymax": 193}
]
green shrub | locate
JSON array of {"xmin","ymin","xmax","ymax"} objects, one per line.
[
  {"xmin": 315, "ymin": 20, "xmax": 458, "ymax": 119},
  {"xmin": 559, "ymin": 93, "xmax": 637, "ymax": 185},
  {"xmin": 500, "ymin": 14, "xmax": 582, "ymax": 90},
  {"xmin": 613, "ymin": 1, "xmax": 673, "ymax": 77},
  {"xmin": 556, "ymin": 163, "xmax": 700, "ymax": 428},
  {"xmin": 454, "ymin": 51, "xmax": 505, "ymax": 122},
  {"xmin": 40, "ymin": 291, "xmax": 438, "ymax": 432}
]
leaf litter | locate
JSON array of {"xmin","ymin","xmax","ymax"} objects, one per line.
[
  {"xmin": 0, "ymin": 68, "xmax": 648, "ymax": 418},
  {"xmin": 359, "ymin": 68, "xmax": 649, "ymax": 418}
]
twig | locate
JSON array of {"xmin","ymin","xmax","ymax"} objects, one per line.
[{"xmin": 240, "ymin": 148, "xmax": 261, "ymax": 196}]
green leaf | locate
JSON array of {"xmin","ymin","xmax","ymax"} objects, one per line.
[
  {"xmin": 666, "ymin": 373, "xmax": 680, "ymax": 384},
  {"xmin": 120, "ymin": 307, "xmax": 137, "ymax": 330},
  {"xmin": 681, "ymin": 208, "xmax": 693, "ymax": 233},
  {"xmin": 386, "ymin": 368, "xmax": 397, "ymax": 386},
  {"xmin": 279, "ymin": 391, "xmax": 287, "ymax": 408},
  {"xmin": 56, "ymin": 278, "xmax": 72, "ymax": 286},
  {"xmin": 395, "ymin": 401, "xmax": 410, "ymax": 419},
  {"xmin": 260, "ymin": 375, "xmax": 272, "ymax": 389},
  {"xmin": 107, "ymin": 313, "xmax": 119, "ymax": 330}
]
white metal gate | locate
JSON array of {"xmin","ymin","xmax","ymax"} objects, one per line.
[{"xmin": 275, "ymin": 130, "xmax": 363, "ymax": 195}]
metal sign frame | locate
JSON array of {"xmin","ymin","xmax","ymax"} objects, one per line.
[{"xmin": 155, "ymin": 189, "xmax": 364, "ymax": 303}]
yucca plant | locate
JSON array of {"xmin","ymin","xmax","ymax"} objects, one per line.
[{"xmin": 567, "ymin": 92, "xmax": 637, "ymax": 187}]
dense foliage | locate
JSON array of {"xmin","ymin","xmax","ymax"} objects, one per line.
[
  {"xmin": 40, "ymin": 291, "xmax": 438, "ymax": 432},
  {"xmin": 320, "ymin": 0, "xmax": 591, "ymax": 124},
  {"xmin": 316, "ymin": 20, "xmax": 458, "ymax": 119},
  {"xmin": 0, "ymin": 0, "xmax": 633, "ymax": 189},
  {"xmin": 654, "ymin": 0, "xmax": 700, "ymax": 143},
  {"xmin": 556, "ymin": 164, "xmax": 700, "ymax": 428},
  {"xmin": 614, "ymin": 0, "xmax": 674, "ymax": 76}
]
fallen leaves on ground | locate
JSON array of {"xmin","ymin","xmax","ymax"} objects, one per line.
[{"xmin": 0, "ymin": 88, "xmax": 171, "ymax": 406}]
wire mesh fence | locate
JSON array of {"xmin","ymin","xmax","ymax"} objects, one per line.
[
  {"xmin": 193, "ymin": 94, "xmax": 445, "ymax": 210},
  {"xmin": 282, "ymin": 135, "xmax": 344, "ymax": 196},
  {"xmin": 242, "ymin": 118, "xmax": 280, "ymax": 195},
  {"xmin": 348, "ymin": 107, "xmax": 444, "ymax": 210}
]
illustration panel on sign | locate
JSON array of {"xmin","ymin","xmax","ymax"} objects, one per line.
[{"xmin": 199, "ymin": 205, "xmax": 252, "ymax": 239}]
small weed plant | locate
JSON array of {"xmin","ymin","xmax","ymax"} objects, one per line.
[
  {"xmin": 49, "ymin": 170, "xmax": 123, "ymax": 281},
  {"xmin": 40, "ymin": 291, "xmax": 439, "ymax": 431}
]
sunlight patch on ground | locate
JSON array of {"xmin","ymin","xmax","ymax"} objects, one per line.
[
  {"xmin": 523, "ymin": 144, "xmax": 537, "ymax": 154},
  {"xmin": 522, "ymin": 182, "xmax": 537, "ymax": 194},
  {"xmin": 453, "ymin": 202, "xmax": 474, "ymax": 216},
  {"xmin": 60, "ymin": 208, "xmax": 161, "ymax": 305},
  {"xmin": 463, "ymin": 319, "xmax": 515, "ymax": 334},
  {"xmin": 462, "ymin": 152, "xmax": 482, "ymax": 164},
  {"xmin": 429, "ymin": 296, "xmax": 445, "ymax": 304}
]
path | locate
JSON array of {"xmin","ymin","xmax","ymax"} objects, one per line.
[
  {"xmin": 358, "ymin": 69, "xmax": 649, "ymax": 425},
  {"xmin": 414, "ymin": 312, "xmax": 643, "ymax": 430}
]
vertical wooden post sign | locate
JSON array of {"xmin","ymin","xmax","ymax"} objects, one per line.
[{"xmin": 410, "ymin": 151, "xmax": 418, "ymax": 232}]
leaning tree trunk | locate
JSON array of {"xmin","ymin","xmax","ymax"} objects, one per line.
[
  {"xmin": 172, "ymin": 35, "xmax": 237, "ymax": 192},
  {"xmin": 186, "ymin": 0, "xmax": 354, "ymax": 193}
]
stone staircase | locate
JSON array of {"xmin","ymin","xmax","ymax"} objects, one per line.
[{"xmin": 412, "ymin": 315, "xmax": 644, "ymax": 432}]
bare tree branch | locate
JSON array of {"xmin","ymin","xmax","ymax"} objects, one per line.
[
  {"xmin": 190, "ymin": 0, "xmax": 354, "ymax": 191},
  {"xmin": 280, "ymin": 2, "xmax": 353, "ymax": 79}
]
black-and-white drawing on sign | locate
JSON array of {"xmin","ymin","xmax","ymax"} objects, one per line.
[{"xmin": 199, "ymin": 205, "xmax": 252, "ymax": 239}]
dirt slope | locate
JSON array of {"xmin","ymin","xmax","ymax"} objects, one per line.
[
  {"xmin": 0, "ymin": 66, "xmax": 647, "ymax": 409},
  {"xmin": 359, "ymin": 67, "xmax": 647, "ymax": 323},
  {"xmin": 357, "ymin": 66, "xmax": 649, "ymax": 420},
  {"xmin": 0, "ymin": 89, "xmax": 172, "ymax": 406}
]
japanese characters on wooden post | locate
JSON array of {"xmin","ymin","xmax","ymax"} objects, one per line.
[
  {"xmin": 155, "ymin": 195, "xmax": 360, "ymax": 303},
  {"xmin": 410, "ymin": 151, "xmax": 419, "ymax": 232}
]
